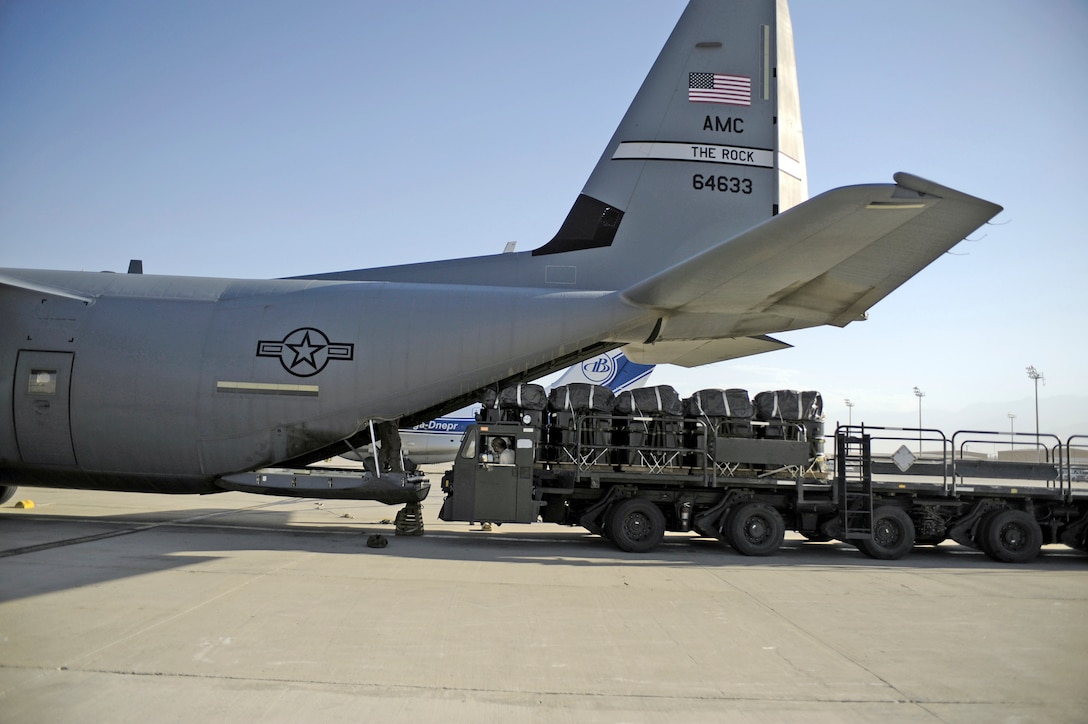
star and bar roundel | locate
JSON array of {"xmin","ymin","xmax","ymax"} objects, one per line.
[{"xmin": 256, "ymin": 328, "xmax": 354, "ymax": 377}]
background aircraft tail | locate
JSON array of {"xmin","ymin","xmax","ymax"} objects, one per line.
[{"xmin": 548, "ymin": 350, "xmax": 654, "ymax": 392}]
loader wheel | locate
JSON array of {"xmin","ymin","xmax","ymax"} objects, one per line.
[
  {"xmin": 607, "ymin": 498, "xmax": 666, "ymax": 553},
  {"xmin": 1060, "ymin": 517, "xmax": 1088, "ymax": 553},
  {"xmin": 978, "ymin": 509, "xmax": 1042, "ymax": 563},
  {"xmin": 1068, "ymin": 532, "xmax": 1088, "ymax": 554},
  {"xmin": 858, "ymin": 506, "xmax": 915, "ymax": 560},
  {"xmin": 972, "ymin": 508, "xmax": 1001, "ymax": 551},
  {"xmin": 725, "ymin": 502, "xmax": 784, "ymax": 556}
]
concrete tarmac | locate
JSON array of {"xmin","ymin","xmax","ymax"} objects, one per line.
[{"xmin": 2, "ymin": 476, "xmax": 1086, "ymax": 723}]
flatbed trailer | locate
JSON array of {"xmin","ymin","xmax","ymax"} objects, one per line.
[{"xmin": 437, "ymin": 395, "xmax": 1088, "ymax": 563}]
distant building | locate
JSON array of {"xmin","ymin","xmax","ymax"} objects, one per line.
[{"xmin": 998, "ymin": 447, "xmax": 1088, "ymax": 465}]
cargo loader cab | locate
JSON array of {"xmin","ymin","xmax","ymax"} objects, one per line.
[{"xmin": 439, "ymin": 423, "xmax": 540, "ymax": 524}]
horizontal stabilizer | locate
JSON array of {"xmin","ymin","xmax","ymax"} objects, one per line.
[
  {"xmin": 622, "ymin": 335, "xmax": 792, "ymax": 367},
  {"xmin": 621, "ymin": 173, "xmax": 1001, "ymax": 337}
]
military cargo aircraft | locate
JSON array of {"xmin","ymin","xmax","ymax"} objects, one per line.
[{"xmin": 0, "ymin": 0, "xmax": 1001, "ymax": 506}]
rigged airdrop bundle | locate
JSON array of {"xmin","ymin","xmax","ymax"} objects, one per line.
[
  {"xmin": 479, "ymin": 383, "xmax": 548, "ymax": 426},
  {"xmin": 478, "ymin": 381, "xmax": 825, "ymax": 475},
  {"xmin": 753, "ymin": 389, "xmax": 825, "ymax": 461}
]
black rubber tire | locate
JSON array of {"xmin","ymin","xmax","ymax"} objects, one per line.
[
  {"xmin": 725, "ymin": 502, "xmax": 784, "ymax": 556},
  {"xmin": 1065, "ymin": 526, "xmax": 1088, "ymax": 553},
  {"xmin": 0, "ymin": 486, "xmax": 16, "ymax": 506},
  {"xmin": 858, "ymin": 506, "xmax": 915, "ymax": 560},
  {"xmin": 978, "ymin": 508, "xmax": 1042, "ymax": 563},
  {"xmin": 606, "ymin": 498, "xmax": 666, "ymax": 553},
  {"xmin": 973, "ymin": 509, "xmax": 1001, "ymax": 551},
  {"xmin": 914, "ymin": 536, "xmax": 946, "ymax": 547}
]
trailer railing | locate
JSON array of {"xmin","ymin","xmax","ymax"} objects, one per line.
[
  {"xmin": 833, "ymin": 425, "xmax": 1081, "ymax": 502},
  {"xmin": 1066, "ymin": 435, "xmax": 1088, "ymax": 497},
  {"xmin": 834, "ymin": 425, "xmax": 952, "ymax": 491}
]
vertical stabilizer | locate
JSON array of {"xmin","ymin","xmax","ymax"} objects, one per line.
[
  {"xmin": 549, "ymin": 350, "xmax": 654, "ymax": 393},
  {"xmin": 306, "ymin": 1, "xmax": 805, "ymax": 292},
  {"xmin": 532, "ymin": 0, "xmax": 801, "ymax": 289},
  {"xmin": 775, "ymin": 0, "xmax": 807, "ymax": 213}
]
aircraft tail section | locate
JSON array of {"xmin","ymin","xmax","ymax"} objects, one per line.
[
  {"xmin": 531, "ymin": 0, "xmax": 804, "ymax": 282},
  {"xmin": 294, "ymin": 0, "xmax": 998, "ymax": 369},
  {"xmin": 302, "ymin": 0, "xmax": 801, "ymax": 293}
]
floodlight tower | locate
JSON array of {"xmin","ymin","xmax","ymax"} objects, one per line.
[
  {"xmin": 1026, "ymin": 366, "xmax": 1044, "ymax": 460},
  {"xmin": 844, "ymin": 398, "xmax": 854, "ymax": 426},
  {"xmin": 913, "ymin": 386, "xmax": 925, "ymax": 454},
  {"xmin": 1007, "ymin": 412, "xmax": 1016, "ymax": 451}
]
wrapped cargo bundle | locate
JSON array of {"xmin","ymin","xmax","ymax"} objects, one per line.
[
  {"xmin": 547, "ymin": 383, "xmax": 615, "ymax": 457},
  {"xmin": 479, "ymin": 383, "xmax": 548, "ymax": 424},
  {"xmin": 753, "ymin": 391, "xmax": 824, "ymax": 464},
  {"xmin": 753, "ymin": 390, "xmax": 823, "ymax": 422},
  {"xmin": 477, "ymin": 387, "xmax": 502, "ymax": 423},
  {"xmin": 498, "ymin": 383, "xmax": 547, "ymax": 411},
  {"xmin": 479, "ymin": 387, "xmax": 499, "ymax": 410},
  {"xmin": 613, "ymin": 386, "xmax": 683, "ymax": 465},
  {"xmin": 683, "ymin": 388, "xmax": 754, "ymax": 419},
  {"xmin": 613, "ymin": 385, "xmax": 683, "ymax": 417},
  {"xmin": 548, "ymin": 383, "xmax": 615, "ymax": 414},
  {"xmin": 683, "ymin": 388, "xmax": 753, "ymax": 443}
]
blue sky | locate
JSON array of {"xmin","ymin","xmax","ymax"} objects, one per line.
[{"xmin": 2, "ymin": 1, "xmax": 1085, "ymax": 438}]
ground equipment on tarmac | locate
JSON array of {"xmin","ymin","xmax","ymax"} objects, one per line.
[{"xmin": 438, "ymin": 383, "xmax": 1088, "ymax": 562}]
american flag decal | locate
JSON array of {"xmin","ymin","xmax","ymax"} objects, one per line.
[{"xmin": 688, "ymin": 72, "xmax": 751, "ymax": 106}]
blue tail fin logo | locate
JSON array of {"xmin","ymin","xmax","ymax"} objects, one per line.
[{"xmin": 554, "ymin": 350, "xmax": 654, "ymax": 392}]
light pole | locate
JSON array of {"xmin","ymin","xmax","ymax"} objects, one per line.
[
  {"xmin": 1007, "ymin": 412, "xmax": 1016, "ymax": 452},
  {"xmin": 1026, "ymin": 366, "xmax": 1044, "ymax": 460},
  {"xmin": 844, "ymin": 398, "xmax": 854, "ymax": 426},
  {"xmin": 913, "ymin": 386, "xmax": 925, "ymax": 454}
]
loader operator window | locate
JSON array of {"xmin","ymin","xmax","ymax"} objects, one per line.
[
  {"xmin": 485, "ymin": 436, "xmax": 515, "ymax": 465},
  {"xmin": 458, "ymin": 431, "xmax": 477, "ymax": 460}
]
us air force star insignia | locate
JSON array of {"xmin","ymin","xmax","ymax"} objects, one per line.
[{"xmin": 256, "ymin": 327, "xmax": 354, "ymax": 377}]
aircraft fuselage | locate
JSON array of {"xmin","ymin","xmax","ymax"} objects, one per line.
[{"xmin": 0, "ymin": 269, "xmax": 645, "ymax": 493}]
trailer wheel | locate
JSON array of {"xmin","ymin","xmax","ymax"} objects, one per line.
[
  {"xmin": 978, "ymin": 509, "xmax": 1042, "ymax": 563},
  {"xmin": 1056, "ymin": 511, "xmax": 1088, "ymax": 552},
  {"xmin": 971, "ymin": 508, "xmax": 1000, "ymax": 551},
  {"xmin": 607, "ymin": 498, "xmax": 666, "ymax": 553},
  {"xmin": 858, "ymin": 506, "xmax": 915, "ymax": 560},
  {"xmin": 725, "ymin": 502, "xmax": 784, "ymax": 556}
]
